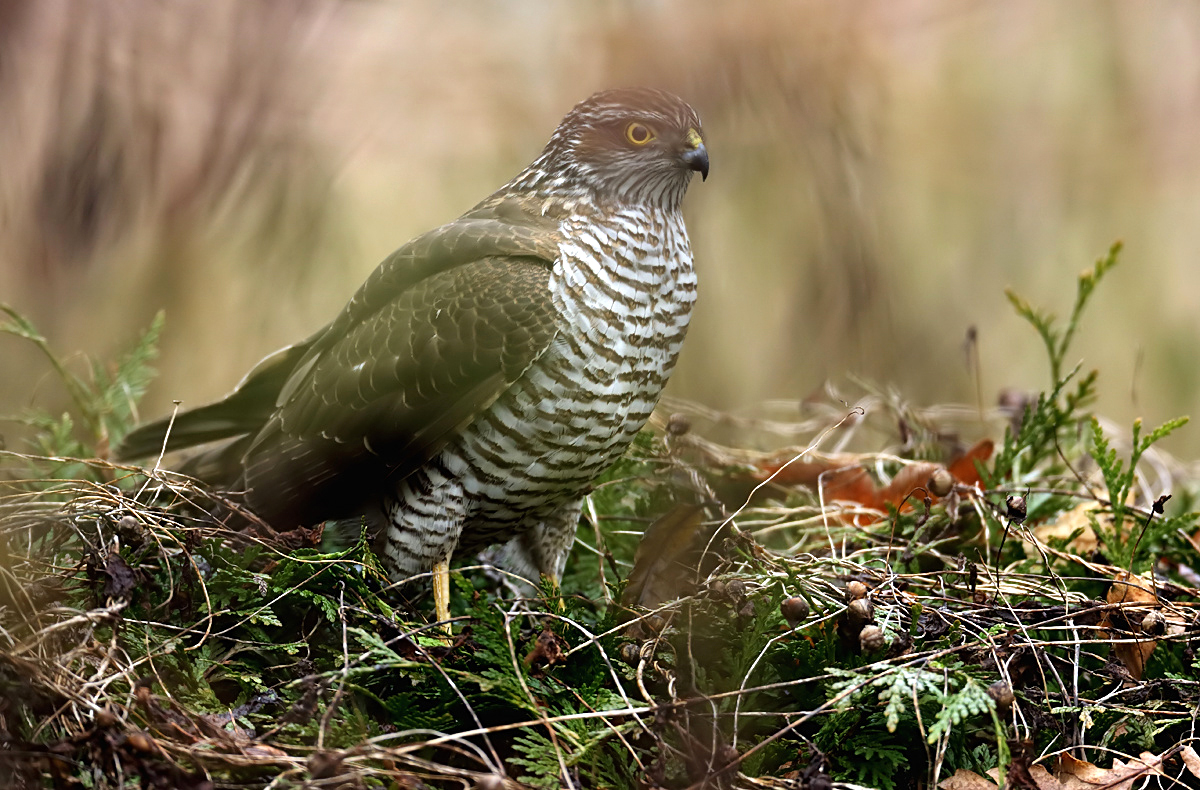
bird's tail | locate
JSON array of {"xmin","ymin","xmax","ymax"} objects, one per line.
[
  {"xmin": 116, "ymin": 402, "xmax": 260, "ymax": 461},
  {"xmin": 114, "ymin": 337, "xmax": 315, "ymax": 464}
]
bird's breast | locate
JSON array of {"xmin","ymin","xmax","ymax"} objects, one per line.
[
  {"xmin": 551, "ymin": 209, "xmax": 696, "ymax": 355},
  {"xmin": 439, "ymin": 208, "xmax": 697, "ymax": 518},
  {"xmin": 526, "ymin": 210, "xmax": 693, "ymax": 430}
]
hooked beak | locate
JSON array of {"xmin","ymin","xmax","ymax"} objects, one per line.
[{"xmin": 682, "ymin": 128, "xmax": 709, "ymax": 181}]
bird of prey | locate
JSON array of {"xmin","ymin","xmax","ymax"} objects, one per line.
[{"xmin": 117, "ymin": 88, "xmax": 709, "ymax": 627}]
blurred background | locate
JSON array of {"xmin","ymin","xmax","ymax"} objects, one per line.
[{"xmin": 2, "ymin": 0, "xmax": 1198, "ymax": 455}]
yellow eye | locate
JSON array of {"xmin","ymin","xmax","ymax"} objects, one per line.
[{"xmin": 625, "ymin": 122, "xmax": 654, "ymax": 145}]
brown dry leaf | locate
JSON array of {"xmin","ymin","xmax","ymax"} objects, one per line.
[
  {"xmin": 622, "ymin": 503, "xmax": 706, "ymax": 608},
  {"xmin": 1029, "ymin": 501, "xmax": 1100, "ymax": 556},
  {"xmin": 1110, "ymin": 631, "xmax": 1155, "ymax": 680},
  {"xmin": 1113, "ymin": 753, "xmax": 1166, "ymax": 784},
  {"xmin": 1097, "ymin": 571, "xmax": 1159, "ymax": 680},
  {"xmin": 751, "ymin": 439, "xmax": 994, "ymax": 521},
  {"xmin": 1057, "ymin": 751, "xmax": 1165, "ymax": 790},
  {"xmin": 1112, "ymin": 575, "xmax": 1159, "ymax": 671},
  {"xmin": 946, "ymin": 439, "xmax": 995, "ymax": 487},
  {"xmin": 876, "ymin": 440, "xmax": 995, "ymax": 508},
  {"xmin": 937, "ymin": 769, "xmax": 997, "ymax": 789},
  {"xmin": 1181, "ymin": 745, "xmax": 1200, "ymax": 779},
  {"xmin": 877, "ymin": 461, "xmax": 944, "ymax": 505},
  {"xmin": 1108, "ymin": 571, "xmax": 1158, "ymax": 606},
  {"xmin": 1028, "ymin": 765, "xmax": 1066, "ymax": 790},
  {"xmin": 1058, "ymin": 752, "xmax": 1115, "ymax": 785},
  {"xmin": 985, "ymin": 765, "xmax": 1064, "ymax": 790},
  {"xmin": 102, "ymin": 551, "xmax": 138, "ymax": 600},
  {"xmin": 1166, "ymin": 618, "xmax": 1189, "ymax": 637}
]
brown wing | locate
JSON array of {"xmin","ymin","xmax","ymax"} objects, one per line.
[
  {"xmin": 240, "ymin": 247, "xmax": 562, "ymax": 526},
  {"xmin": 115, "ymin": 196, "xmax": 563, "ymax": 531}
]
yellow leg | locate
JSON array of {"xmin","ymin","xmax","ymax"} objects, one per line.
[
  {"xmin": 546, "ymin": 573, "xmax": 565, "ymax": 612},
  {"xmin": 433, "ymin": 558, "xmax": 452, "ymax": 633}
]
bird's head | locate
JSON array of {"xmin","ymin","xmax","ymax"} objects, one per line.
[{"xmin": 514, "ymin": 88, "xmax": 707, "ymax": 212}]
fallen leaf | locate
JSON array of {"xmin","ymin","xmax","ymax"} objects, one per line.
[
  {"xmin": 1028, "ymin": 765, "xmax": 1065, "ymax": 790},
  {"xmin": 622, "ymin": 503, "xmax": 707, "ymax": 608},
  {"xmin": 1029, "ymin": 501, "xmax": 1100, "ymax": 556},
  {"xmin": 937, "ymin": 769, "xmax": 997, "ymax": 789},
  {"xmin": 1059, "ymin": 752, "xmax": 1114, "ymax": 783},
  {"xmin": 1110, "ymin": 634, "xmax": 1155, "ymax": 681},
  {"xmin": 1113, "ymin": 753, "xmax": 1166, "ymax": 785},
  {"xmin": 1108, "ymin": 571, "xmax": 1158, "ymax": 606},
  {"xmin": 752, "ymin": 439, "xmax": 994, "ymax": 523},
  {"xmin": 1056, "ymin": 750, "xmax": 1165, "ymax": 790},
  {"xmin": 991, "ymin": 741, "xmax": 1065, "ymax": 790},
  {"xmin": 984, "ymin": 765, "xmax": 1064, "ymax": 790},
  {"xmin": 1181, "ymin": 745, "xmax": 1200, "ymax": 779},
  {"xmin": 102, "ymin": 551, "xmax": 137, "ymax": 600},
  {"xmin": 1099, "ymin": 571, "xmax": 1160, "ymax": 680},
  {"xmin": 947, "ymin": 439, "xmax": 994, "ymax": 487}
]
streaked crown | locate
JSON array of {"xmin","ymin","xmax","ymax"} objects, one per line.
[{"xmin": 508, "ymin": 88, "xmax": 707, "ymax": 211}]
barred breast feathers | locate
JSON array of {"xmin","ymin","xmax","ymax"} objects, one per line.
[{"xmin": 552, "ymin": 208, "xmax": 695, "ymax": 346}]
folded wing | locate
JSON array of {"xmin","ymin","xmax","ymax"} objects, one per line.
[{"xmin": 116, "ymin": 199, "xmax": 563, "ymax": 528}]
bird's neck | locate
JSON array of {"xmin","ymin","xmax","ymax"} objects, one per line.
[{"xmin": 496, "ymin": 161, "xmax": 691, "ymax": 217}]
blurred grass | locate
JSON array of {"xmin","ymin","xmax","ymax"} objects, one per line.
[{"xmin": 2, "ymin": 0, "xmax": 1198, "ymax": 456}]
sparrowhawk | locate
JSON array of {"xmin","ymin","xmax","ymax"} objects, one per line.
[{"xmin": 117, "ymin": 88, "xmax": 709, "ymax": 626}]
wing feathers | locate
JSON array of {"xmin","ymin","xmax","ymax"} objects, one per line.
[
  {"xmin": 241, "ymin": 256, "xmax": 559, "ymax": 526},
  {"xmin": 117, "ymin": 202, "xmax": 563, "ymax": 529}
]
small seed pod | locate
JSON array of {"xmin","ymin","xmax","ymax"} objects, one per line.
[
  {"xmin": 780, "ymin": 596, "xmax": 810, "ymax": 627},
  {"xmin": 717, "ymin": 744, "xmax": 739, "ymax": 767},
  {"xmin": 308, "ymin": 751, "xmax": 345, "ymax": 780},
  {"xmin": 846, "ymin": 581, "xmax": 868, "ymax": 601},
  {"xmin": 738, "ymin": 598, "xmax": 757, "ymax": 619},
  {"xmin": 928, "ymin": 468, "xmax": 954, "ymax": 498},
  {"xmin": 845, "ymin": 597, "xmax": 874, "ymax": 627},
  {"xmin": 1141, "ymin": 610, "xmax": 1166, "ymax": 637},
  {"xmin": 618, "ymin": 642, "xmax": 641, "ymax": 666},
  {"xmin": 126, "ymin": 732, "xmax": 155, "ymax": 753},
  {"xmin": 708, "ymin": 579, "xmax": 727, "ymax": 598},
  {"xmin": 987, "ymin": 680, "xmax": 1015, "ymax": 710},
  {"xmin": 643, "ymin": 614, "xmax": 666, "ymax": 634},
  {"xmin": 94, "ymin": 707, "xmax": 118, "ymax": 728},
  {"xmin": 667, "ymin": 412, "xmax": 691, "ymax": 436},
  {"xmin": 859, "ymin": 624, "xmax": 886, "ymax": 653},
  {"xmin": 726, "ymin": 580, "xmax": 746, "ymax": 600},
  {"xmin": 1005, "ymin": 494, "xmax": 1027, "ymax": 524}
]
